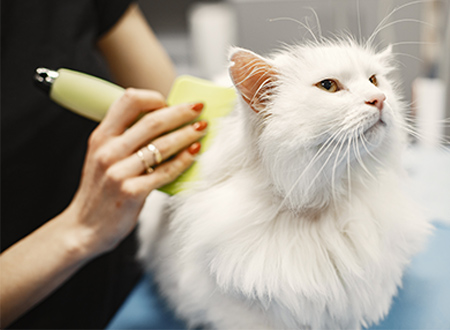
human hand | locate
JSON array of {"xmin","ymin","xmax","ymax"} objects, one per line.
[{"xmin": 63, "ymin": 88, "xmax": 206, "ymax": 258}]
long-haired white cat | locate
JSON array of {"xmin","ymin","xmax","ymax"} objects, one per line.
[{"xmin": 139, "ymin": 37, "xmax": 431, "ymax": 329}]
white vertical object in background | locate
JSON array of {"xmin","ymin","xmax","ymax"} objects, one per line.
[
  {"xmin": 188, "ymin": 3, "xmax": 237, "ymax": 80},
  {"xmin": 413, "ymin": 0, "xmax": 448, "ymax": 148},
  {"xmin": 413, "ymin": 78, "xmax": 446, "ymax": 147},
  {"xmin": 443, "ymin": 7, "xmax": 450, "ymax": 139}
]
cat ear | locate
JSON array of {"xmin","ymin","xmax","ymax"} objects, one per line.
[
  {"xmin": 229, "ymin": 48, "xmax": 278, "ymax": 113},
  {"xmin": 377, "ymin": 44, "xmax": 393, "ymax": 62}
]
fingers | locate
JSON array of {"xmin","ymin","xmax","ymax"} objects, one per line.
[
  {"xmin": 85, "ymin": 87, "xmax": 206, "ymax": 199},
  {"xmin": 149, "ymin": 121, "xmax": 207, "ymax": 164},
  {"xmin": 115, "ymin": 101, "xmax": 204, "ymax": 158},
  {"xmin": 108, "ymin": 120, "xmax": 207, "ymax": 179},
  {"xmin": 99, "ymin": 88, "xmax": 166, "ymax": 137},
  {"xmin": 88, "ymin": 86, "xmax": 205, "ymax": 166},
  {"xmin": 123, "ymin": 145, "xmax": 201, "ymax": 196}
]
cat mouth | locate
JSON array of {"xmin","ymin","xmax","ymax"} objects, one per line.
[
  {"xmin": 363, "ymin": 118, "xmax": 386, "ymax": 136},
  {"xmin": 317, "ymin": 117, "xmax": 387, "ymax": 148}
]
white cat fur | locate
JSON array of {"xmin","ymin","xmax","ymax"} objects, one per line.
[{"xmin": 139, "ymin": 39, "xmax": 431, "ymax": 329}]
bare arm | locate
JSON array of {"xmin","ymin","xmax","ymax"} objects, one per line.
[
  {"xmin": 0, "ymin": 212, "xmax": 90, "ymax": 327},
  {"xmin": 97, "ymin": 3, "xmax": 176, "ymax": 96}
]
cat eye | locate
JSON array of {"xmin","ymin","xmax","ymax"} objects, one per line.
[
  {"xmin": 316, "ymin": 79, "xmax": 339, "ymax": 93},
  {"xmin": 369, "ymin": 75, "xmax": 378, "ymax": 86}
]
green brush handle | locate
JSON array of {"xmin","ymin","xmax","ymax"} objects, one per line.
[{"xmin": 49, "ymin": 68, "xmax": 124, "ymax": 122}]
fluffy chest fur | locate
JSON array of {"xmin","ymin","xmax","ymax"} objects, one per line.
[{"xmin": 140, "ymin": 40, "xmax": 431, "ymax": 329}]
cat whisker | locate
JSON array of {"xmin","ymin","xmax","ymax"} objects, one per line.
[
  {"xmin": 367, "ymin": 0, "xmax": 434, "ymax": 46},
  {"xmin": 304, "ymin": 120, "xmax": 353, "ymax": 145},
  {"xmin": 370, "ymin": 18, "xmax": 434, "ymax": 46},
  {"xmin": 390, "ymin": 41, "xmax": 437, "ymax": 48},
  {"xmin": 310, "ymin": 133, "xmax": 348, "ymax": 182},
  {"xmin": 390, "ymin": 107, "xmax": 450, "ymax": 148},
  {"xmin": 359, "ymin": 134, "xmax": 385, "ymax": 167},
  {"xmin": 352, "ymin": 130, "xmax": 376, "ymax": 181},
  {"xmin": 268, "ymin": 17, "xmax": 319, "ymax": 43},
  {"xmin": 403, "ymin": 130, "xmax": 450, "ymax": 156},
  {"xmin": 296, "ymin": 129, "xmax": 351, "ymax": 209},
  {"xmin": 391, "ymin": 51, "xmax": 424, "ymax": 64},
  {"xmin": 403, "ymin": 115, "xmax": 450, "ymax": 128},
  {"xmin": 303, "ymin": 129, "xmax": 337, "ymax": 143},
  {"xmin": 306, "ymin": 7, "xmax": 323, "ymax": 40},
  {"xmin": 274, "ymin": 127, "xmax": 347, "ymax": 214},
  {"xmin": 401, "ymin": 99, "xmax": 420, "ymax": 109},
  {"xmin": 397, "ymin": 120, "xmax": 450, "ymax": 149},
  {"xmin": 403, "ymin": 111, "xmax": 450, "ymax": 125},
  {"xmin": 345, "ymin": 133, "xmax": 354, "ymax": 203},
  {"xmin": 356, "ymin": 0, "xmax": 362, "ymax": 44},
  {"xmin": 330, "ymin": 129, "xmax": 353, "ymax": 208}
]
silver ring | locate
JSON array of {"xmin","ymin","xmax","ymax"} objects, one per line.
[
  {"xmin": 147, "ymin": 144, "xmax": 163, "ymax": 165},
  {"xmin": 136, "ymin": 149, "xmax": 154, "ymax": 174}
]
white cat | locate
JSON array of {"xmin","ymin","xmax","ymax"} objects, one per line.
[{"xmin": 139, "ymin": 39, "xmax": 431, "ymax": 329}]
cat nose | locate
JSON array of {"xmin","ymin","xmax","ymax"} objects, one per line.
[{"xmin": 365, "ymin": 94, "xmax": 386, "ymax": 112}]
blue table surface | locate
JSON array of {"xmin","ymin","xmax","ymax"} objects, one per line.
[{"xmin": 107, "ymin": 222, "xmax": 450, "ymax": 330}]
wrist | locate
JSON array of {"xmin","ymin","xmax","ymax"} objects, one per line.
[
  {"xmin": 57, "ymin": 201, "xmax": 122, "ymax": 263},
  {"xmin": 54, "ymin": 207, "xmax": 100, "ymax": 265}
]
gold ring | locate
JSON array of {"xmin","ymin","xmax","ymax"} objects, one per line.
[
  {"xmin": 147, "ymin": 144, "xmax": 163, "ymax": 165},
  {"xmin": 136, "ymin": 149, "xmax": 154, "ymax": 174}
]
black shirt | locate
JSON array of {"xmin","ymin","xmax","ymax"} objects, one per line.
[{"xmin": 1, "ymin": 0, "xmax": 142, "ymax": 328}]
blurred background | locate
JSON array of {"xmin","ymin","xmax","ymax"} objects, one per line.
[{"xmin": 137, "ymin": 0, "xmax": 449, "ymax": 223}]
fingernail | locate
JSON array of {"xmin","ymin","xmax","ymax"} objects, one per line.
[
  {"xmin": 188, "ymin": 142, "xmax": 201, "ymax": 155},
  {"xmin": 192, "ymin": 120, "xmax": 208, "ymax": 131},
  {"xmin": 191, "ymin": 102, "xmax": 204, "ymax": 112}
]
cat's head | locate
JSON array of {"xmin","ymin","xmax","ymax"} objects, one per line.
[{"xmin": 229, "ymin": 39, "xmax": 405, "ymax": 211}]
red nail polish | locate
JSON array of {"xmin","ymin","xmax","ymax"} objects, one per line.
[
  {"xmin": 193, "ymin": 120, "xmax": 208, "ymax": 131},
  {"xmin": 191, "ymin": 102, "xmax": 204, "ymax": 112},
  {"xmin": 188, "ymin": 142, "xmax": 201, "ymax": 155}
]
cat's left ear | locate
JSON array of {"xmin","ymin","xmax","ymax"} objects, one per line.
[
  {"xmin": 229, "ymin": 48, "xmax": 278, "ymax": 113},
  {"xmin": 377, "ymin": 44, "xmax": 393, "ymax": 62}
]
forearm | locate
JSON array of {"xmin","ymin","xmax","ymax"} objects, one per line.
[
  {"xmin": 0, "ymin": 212, "xmax": 89, "ymax": 327},
  {"xmin": 97, "ymin": 3, "xmax": 176, "ymax": 97}
]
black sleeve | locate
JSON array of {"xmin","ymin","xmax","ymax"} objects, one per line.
[{"xmin": 95, "ymin": 0, "xmax": 135, "ymax": 38}]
